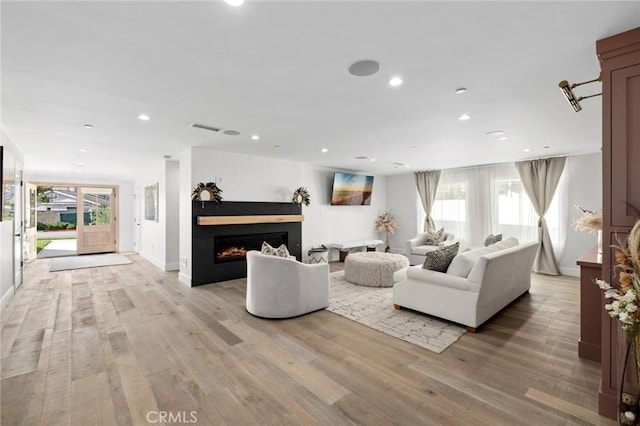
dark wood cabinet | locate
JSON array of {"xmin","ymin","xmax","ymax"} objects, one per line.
[
  {"xmin": 596, "ymin": 26, "xmax": 640, "ymax": 420},
  {"xmin": 577, "ymin": 246, "xmax": 602, "ymax": 362}
]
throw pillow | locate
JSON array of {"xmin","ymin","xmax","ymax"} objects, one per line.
[
  {"xmin": 261, "ymin": 241, "xmax": 277, "ymax": 255},
  {"xmin": 484, "ymin": 233, "xmax": 502, "ymax": 246},
  {"xmin": 422, "ymin": 242, "xmax": 459, "ymax": 272},
  {"xmin": 424, "ymin": 227, "xmax": 445, "ymax": 245},
  {"xmin": 275, "ymin": 244, "xmax": 291, "ymax": 258}
]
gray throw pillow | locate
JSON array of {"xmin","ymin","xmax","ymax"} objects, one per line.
[
  {"xmin": 484, "ymin": 233, "xmax": 502, "ymax": 246},
  {"xmin": 422, "ymin": 242, "xmax": 460, "ymax": 272}
]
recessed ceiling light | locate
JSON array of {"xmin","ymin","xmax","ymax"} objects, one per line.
[
  {"xmin": 138, "ymin": 114, "xmax": 150, "ymax": 121},
  {"xmin": 405, "ymin": 164, "xmax": 411, "ymax": 168},
  {"xmin": 225, "ymin": 0, "xmax": 244, "ymax": 6},
  {"xmin": 77, "ymin": 163, "xmax": 84, "ymax": 167},
  {"xmin": 370, "ymin": 158, "xmax": 376, "ymax": 162},
  {"xmin": 355, "ymin": 156, "xmax": 368, "ymax": 160},
  {"xmin": 389, "ymin": 76, "xmax": 403, "ymax": 87},
  {"xmin": 409, "ymin": 145, "xmax": 417, "ymax": 150},
  {"xmin": 523, "ymin": 148, "xmax": 531, "ymax": 152},
  {"xmin": 223, "ymin": 129, "xmax": 240, "ymax": 136},
  {"xmin": 83, "ymin": 124, "xmax": 93, "ymax": 128},
  {"xmin": 499, "ymin": 136, "xmax": 508, "ymax": 141},
  {"xmin": 543, "ymin": 145, "xmax": 550, "ymax": 149},
  {"xmin": 348, "ymin": 59, "xmax": 381, "ymax": 77},
  {"xmin": 274, "ymin": 145, "xmax": 281, "ymax": 148},
  {"xmin": 163, "ymin": 155, "xmax": 172, "ymax": 159},
  {"xmin": 458, "ymin": 113, "xmax": 471, "ymax": 121},
  {"xmin": 251, "ymin": 134, "xmax": 260, "ymax": 140},
  {"xmin": 455, "ymin": 88, "xmax": 467, "ymax": 94},
  {"xmin": 485, "ymin": 130, "xmax": 505, "ymax": 137},
  {"xmin": 321, "ymin": 148, "xmax": 328, "ymax": 153},
  {"xmin": 79, "ymin": 149, "xmax": 87, "ymax": 153}
]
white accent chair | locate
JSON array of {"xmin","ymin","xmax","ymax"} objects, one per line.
[
  {"xmin": 406, "ymin": 232, "xmax": 457, "ymax": 265},
  {"xmin": 246, "ymin": 250, "xmax": 329, "ymax": 318}
]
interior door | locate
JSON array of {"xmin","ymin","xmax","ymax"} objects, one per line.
[
  {"xmin": 14, "ymin": 164, "xmax": 23, "ymax": 288},
  {"xmin": 77, "ymin": 186, "xmax": 116, "ymax": 255}
]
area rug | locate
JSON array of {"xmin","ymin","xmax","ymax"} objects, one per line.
[
  {"xmin": 327, "ymin": 271, "xmax": 465, "ymax": 353},
  {"xmin": 49, "ymin": 254, "xmax": 133, "ymax": 272}
]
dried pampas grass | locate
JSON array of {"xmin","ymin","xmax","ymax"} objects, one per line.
[{"xmin": 573, "ymin": 206, "xmax": 602, "ymax": 234}]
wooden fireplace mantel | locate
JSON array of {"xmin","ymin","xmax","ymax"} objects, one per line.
[{"xmin": 197, "ymin": 214, "xmax": 304, "ymax": 226}]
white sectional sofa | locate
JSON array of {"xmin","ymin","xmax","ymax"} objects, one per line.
[{"xmin": 393, "ymin": 238, "xmax": 538, "ymax": 331}]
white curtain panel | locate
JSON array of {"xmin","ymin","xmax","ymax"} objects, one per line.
[{"xmin": 435, "ymin": 163, "xmax": 531, "ymax": 247}]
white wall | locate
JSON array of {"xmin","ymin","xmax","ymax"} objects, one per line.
[
  {"xmin": 385, "ymin": 173, "xmax": 419, "ymax": 254},
  {"xmin": 179, "ymin": 148, "xmax": 193, "ymax": 285},
  {"xmin": 558, "ymin": 152, "xmax": 602, "ymax": 276},
  {"xmin": 301, "ymin": 166, "xmax": 387, "ymax": 261},
  {"xmin": 178, "ymin": 148, "xmax": 389, "ymax": 284},
  {"xmin": 136, "ymin": 160, "xmax": 180, "ymax": 271},
  {"xmin": 1, "ymin": 133, "xmax": 24, "ymax": 311},
  {"xmin": 165, "ymin": 161, "xmax": 180, "ymax": 271},
  {"xmin": 26, "ymin": 173, "xmax": 135, "ymax": 253}
]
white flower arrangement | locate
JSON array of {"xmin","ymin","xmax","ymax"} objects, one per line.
[{"xmin": 597, "ymin": 278, "xmax": 640, "ymax": 331}]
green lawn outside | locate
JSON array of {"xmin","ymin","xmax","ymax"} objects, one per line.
[{"xmin": 36, "ymin": 239, "xmax": 52, "ymax": 254}]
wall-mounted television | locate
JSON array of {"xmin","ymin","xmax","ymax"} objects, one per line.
[{"xmin": 330, "ymin": 172, "xmax": 374, "ymax": 206}]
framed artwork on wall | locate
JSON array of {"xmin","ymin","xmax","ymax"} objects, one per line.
[{"xmin": 144, "ymin": 183, "xmax": 158, "ymax": 222}]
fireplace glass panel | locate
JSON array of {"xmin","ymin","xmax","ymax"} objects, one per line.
[{"xmin": 214, "ymin": 232, "xmax": 288, "ymax": 263}]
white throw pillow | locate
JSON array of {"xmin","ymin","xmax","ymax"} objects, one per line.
[
  {"xmin": 446, "ymin": 244, "xmax": 500, "ymax": 278},
  {"xmin": 494, "ymin": 237, "xmax": 519, "ymax": 250},
  {"xmin": 424, "ymin": 228, "xmax": 445, "ymax": 245}
]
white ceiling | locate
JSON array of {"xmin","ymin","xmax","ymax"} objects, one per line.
[{"xmin": 2, "ymin": 1, "xmax": 639, "ymax": 181}]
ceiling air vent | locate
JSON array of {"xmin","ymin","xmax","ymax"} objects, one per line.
[{"xmin": 190, "ymin": 123, "xmax": 221, "ymax": 132}]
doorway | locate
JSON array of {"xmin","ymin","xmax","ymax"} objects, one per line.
[{"xmin": 35, "ymin": 184, "xmax": 118, "ymax": 258}]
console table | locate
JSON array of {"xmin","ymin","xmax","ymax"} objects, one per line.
[
  {"xmin": 326, "ymin": 239, "xmax": 384, "ymax": 262},
  {"xmin": 577, "ymin": 246, "xmax": 602, "ymax": 362}
]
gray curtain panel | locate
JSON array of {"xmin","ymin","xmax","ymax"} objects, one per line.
[
  {"xmin": 515, "ymin": 156, "xmax": 566, "ymax": 275},
  {"xmin": 415, "ymin": 170, "xmax": 441, "ymax": 232}
]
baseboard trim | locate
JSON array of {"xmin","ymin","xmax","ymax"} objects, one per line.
[
  {"xmin": 0, "ymin": 286, "xmax": 15, "ymax": 312},
  {"xmin": 140, "ymin": 252, "xmax": 164, "ymax": 271},
  {"xmin": 165, "ymin": 262, "xmax": 179, "ymax": 272},
  {"xmin": 179, "ymin": 272, "xmax": 192, "ymax": 287},
  {"xmin": 559, "ymin": 266, "xmax": 579, "ymax": 277}
]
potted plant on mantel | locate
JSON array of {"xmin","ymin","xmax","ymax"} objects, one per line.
[{"xmin": 374, "ymin": 210, "xmax": 398, "ymax": 253}]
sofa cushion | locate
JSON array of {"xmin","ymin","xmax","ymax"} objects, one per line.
[
  {"xmin": 494, "ymin": 237, "xmax": 519, "ymax": 250},
  {"xmin": 446, "ymin": 244, "xmax": 500, "ymax": 278},
  {"xmin": 423, "ymin": 227, "xmax": 445, "ymax": 245},
  {"xmin": 422, "ymin": 242, "xmax": 459, "ymax": 272},
  {"xmin": 484, "ymin": 233, "xmax": 503, "ymax": 246}
]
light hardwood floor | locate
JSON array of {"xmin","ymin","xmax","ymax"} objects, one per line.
[{"xmin": 1, "ymin": 254, "xmax": 615, "ymax": 425}]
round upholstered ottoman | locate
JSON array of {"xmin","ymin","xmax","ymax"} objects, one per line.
[{"xmin": 344, "ymin": 252, "xmax": 410, "ymax": 287}]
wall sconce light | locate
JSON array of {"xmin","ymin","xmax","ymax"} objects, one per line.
[{"xmin": 558, "ymin": 73, "xmax": 602, "ymax": 112}]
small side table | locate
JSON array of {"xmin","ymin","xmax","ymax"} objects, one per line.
[{"xmin": 577, "ymin": 246, "xmax": 602, "ymax": 362}]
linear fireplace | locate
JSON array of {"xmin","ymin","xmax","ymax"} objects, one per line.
[
  {"xmin": 192, "ymin": 201, "xmax": 302, "ymax": 286},
  {"xmin": 214, "ymin": 232, "xmax": 287, "ymax": 264}
]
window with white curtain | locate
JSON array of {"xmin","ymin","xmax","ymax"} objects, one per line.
[
  {"xmin": 425, "ymin": 161, "xmax": 568, "ymax": 254},
  {"xmin": 433, "ymin": 182, "xmax": 467, "ymax": 239}
]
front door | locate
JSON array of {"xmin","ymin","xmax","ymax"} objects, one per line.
[{"xmin": 77, "ymin": 186, "xmax": 116, "ymax": 255}]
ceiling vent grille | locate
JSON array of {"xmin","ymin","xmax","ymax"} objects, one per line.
[{"xmin": 190, "ymin": 123, "xmax": 221, "ymax": 132}]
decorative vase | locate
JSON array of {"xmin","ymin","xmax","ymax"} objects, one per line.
[{"xmin": 598, "ymin": 229, "xmax": 603, "ymax": 254}]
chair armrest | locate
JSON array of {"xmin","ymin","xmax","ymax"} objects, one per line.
[{"xmin": 407, "ymin": 233, "xmax": 428, "ymax": 248}]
